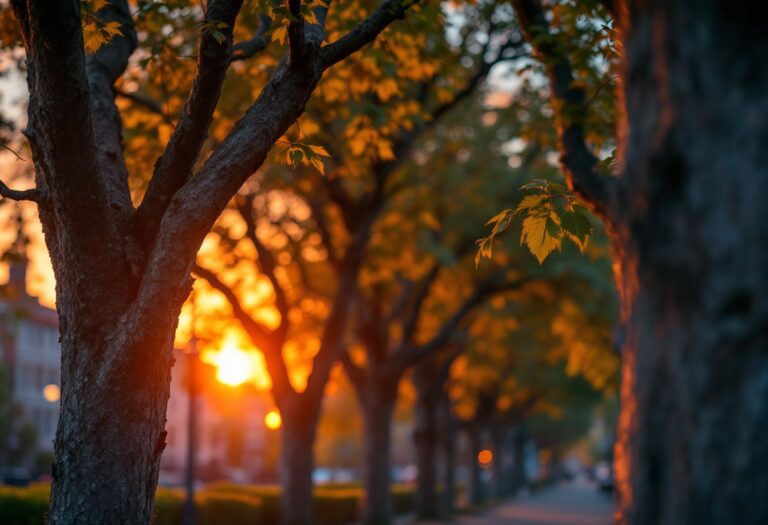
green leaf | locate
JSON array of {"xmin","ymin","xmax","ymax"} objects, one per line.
[
  {"xmin": 558, "ymin": 211, "xmax": 592, "ymax": 251},
  {"xmin": 211, "ymin": 29, "xmax": 226, "ymax": 44}
]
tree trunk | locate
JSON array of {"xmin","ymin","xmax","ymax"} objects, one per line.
[
  {"xmin": 441, "ymin": 429, "xmax": 456, "ymax": 514},
  {"xmin": 413, "ymin": 368, "xmax": 440, "ymax": 520},
  {"xmin": 48, "ymin": 311, "xmax": 178, "ymax": 524},
  {"xmin": 510, "ymin": 425, "xmax": 527, "ymax": 496},
  {"xmin": 467, "ymin": 426, "xmax": 484, "ymax": 506},
  {"xmin": 279, "ymin": 396, "xmax": 321, "ymax": 525},
  {"xmin": 437, "ymin": 391, "xmax": 456, "ymax": 514},
  {"xmin": 613, "ymin": 4, "xmax": 768, "ymax": 524},
  {"xmin": 361, "ymin": 385, "xmax": 396, "ymax": 525},
  {"xmin": 489, "ymin": 424, "xmax": 507, "ymax": 500}
]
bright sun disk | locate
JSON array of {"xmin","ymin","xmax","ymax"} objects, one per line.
[{"xmin": 210, "ymin": 342, "xmax": 254, "ymax": 387}]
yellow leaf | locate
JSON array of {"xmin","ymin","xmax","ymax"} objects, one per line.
[
  {"xmin": 521, "ymin": 212, "xmax": 562, "ymax": 264},
  {"xmin": 310, "ymin": 155, "xmax": 325, "ymax": 175},
  {"xmin": 83, "ymin": 22, "xmax": 106, "ymax": 54},
  {"xmin": 103, "ymin": 20, "xmax": 122, "ymax": 37},
  {"xmin": 272, "ymin": 25, "xmax": 288, "ymax": 45},
  {"xmin": 308, "ymin": 145, "xmax": 330, "ymax": 157},
  {"xmin": 377, "ymin": 140, "xmax": 394, "ymax": 161},
  {"xmin": 374, "ymin": 78, "xmax": 399, "ymax": 102}
]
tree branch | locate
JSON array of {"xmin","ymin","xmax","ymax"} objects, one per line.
[
  {"xmin": 16, "ymin": 0, "xmax": 128, "ymax": 302},
  {"xmin": 236, "ymin": 195, "xmax": 290, "ymax": 337},
  {"xmin": 231, "ymin": 14, "xmax": 272, "ymax": 61},
  {"xmin": 340, "ymin": 350, "xmax": 367, "ymax": 393},
  {"xmin": 320, "ymin": 0, "xmax": 422, "ymax": 69},
  {"xmin": 512, "ymin": 0, "xmax": 619, "ymax": 221},
  {"xmin": 115, "ymin": 89, "xmax": 174, "ymax": 125},
  {"xmin": 132, "ymin": 0, "xmax": 417, "ymax": 347},
  {"xmin": 133, "ymin": 0, "xmax": 245, "ymax": 247},
  {"xmin": 287, "ymin": 0, "xmax": 307, "ymax": 67},
  {"xmin": 0, "ymin": 179, "xmax": 46, "ymax": 204},
  {"xmin": 192, "ymin": 263, "xmax": 295, "ymax": 399},
  {"xmin": 86, "ymin": 0, "xmax": 137, "ymax": 228},
  {"xmin": 390, "ymin": 275, "xmax": 530, "ymax": 373},
  {"xmin": 399, "ymin": 262, "xmax": 441, "ymax": 344}
]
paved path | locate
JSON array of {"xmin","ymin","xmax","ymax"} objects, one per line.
[{"xmin": 421, "ymin": 481, "xmax": 614, "ymax": 525}]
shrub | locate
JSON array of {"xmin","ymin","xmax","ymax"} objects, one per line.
[
  {"xmin": 390, "ymin": 484, "xmax": 415, "ymax": 515},
  {"xmin": 196, "ymin": 491, "xmax": 261, "ymax": 525},
  {"xmin": 207, "ymin": 482, "xmax": 360, "ymax": 525},
  {"xmin": 313, "ymin": 489, "xmax": 358, "ymax": 525},
  {"xmin": 152, "ymin": 486, "xmax": 262, "ymax": 525},
  {"xmin": 152, "ymin": 487, "xmax": 183, "ymax": 525},
  {"xmin": 0, "ymin": 484, "xmax": 49, "ymax": 525}
]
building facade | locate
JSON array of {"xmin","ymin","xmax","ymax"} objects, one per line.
[
  {"xmin": 1, "ymin": 240, "xmax": 268, "ymax": 484},
  {"xmin": 0, "ymin": 255, "xmax": 61, "ymax": 456}
]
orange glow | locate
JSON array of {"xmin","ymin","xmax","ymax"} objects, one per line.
[
  {"xmin": 478, "ymin": 449, "xmax": 493, "ymax": 467},
  {"xmin": 42, "ymin": 384, "xmax": 60, "ymax": 402},
  {"xmin": 264, "ymin": 408, "xmax": 282, "ymax": 429},
  {"xmin": 202, "ymin": 332, "xmax": 271, "ymax": 389}
]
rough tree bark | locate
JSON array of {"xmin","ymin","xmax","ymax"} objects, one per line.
[
  {"xmin": 5, "ymin": 0, "xmax": 423, "ymax": 523},
  {"xmin": 513, "ymin": 1, "xmax": 768, "ymax": 524}
]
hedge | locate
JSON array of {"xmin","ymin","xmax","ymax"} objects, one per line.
[
  {"xmin": 205, "ymin": 482, "xmax": 359, "ymax": 525},
  {"xmin": 0, "ymin": 485, "xmax": 262, "ymax": 525},
  {"xmin": 0, "ymin": 481, "xmax": 417, "ymax": 525},
  {"xmin": 0, "ymin": 484, "xmax": 49, "ymax": 525}
]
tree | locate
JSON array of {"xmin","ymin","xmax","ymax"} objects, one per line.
[
  {"xmin": 0, "ymin": 1, "xmax": 425, "ymax": 522},
  {"xmin": 191, "ymin": 4, "xmax": 526, "ymax": 524},
  {"xmin": 494, "ymin": 1, "xmax": 768, "ymax": 523}
]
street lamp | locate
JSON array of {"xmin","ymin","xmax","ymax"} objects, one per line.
[
  {"xmin": 182, "ymin": 292, "xmax": 200, "ymax": 525},
  {"xmin": 182, "ymin": 336, "xmax": 199, "ymax": 525}
]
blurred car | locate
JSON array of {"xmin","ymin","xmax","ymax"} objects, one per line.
[{"xmin": 594, "ymin": 463, "xmax": 614, "ymax": 494}]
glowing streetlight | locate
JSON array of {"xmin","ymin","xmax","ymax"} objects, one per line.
[
  {"xmin": 478, "ymin": 449, "xmax": 493, "ymax": 468},
  {"xmin": 42, "ymin": 384, "xmax": 60, "ymax": 403},
  {"xmin": 264, "ymin": 409, "xmax": 282, "ymax": 430}
]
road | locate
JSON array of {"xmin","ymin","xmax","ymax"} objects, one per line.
[{"xmin": 420, "ymin": 481, "xmax": 614, "ymax": 525}]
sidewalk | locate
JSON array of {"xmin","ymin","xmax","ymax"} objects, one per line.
[{"xmin": 416, "ymin": 481, "xmax": 614, "ymax": 525}]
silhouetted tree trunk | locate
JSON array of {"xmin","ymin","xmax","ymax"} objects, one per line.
[
  {"xmin": 510, "ymin": 425, "xmax": 527, "ymax": 496},
  {"xmin": 413, "ymin": 364, "xmax": 440, "ymax": 520},
  {"xmin": 513, "ymin": 2, "xmax": 768, "ymax": 524},
  {"xmin": 467, "ymin": 425, "xmax": 485, "ymax": 506},
  {"xmin": 489, "ymin": 422, "xmax": 507, "ymax": 499},
  {"xmin": 438, "ymin": 392, "xmax": 457, "ymax": 514},
  {"xmin": 360, "ymin": 380, "xmax": 398, "ymax": 525},
  {"xmin": 279, "ymin": 397, "xmax": 322, "ymax": 525}
]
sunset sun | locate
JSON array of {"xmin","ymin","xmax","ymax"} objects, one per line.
[{"xmin": 205, "ymin": 339, "xmax": 256, "ymax": 387}]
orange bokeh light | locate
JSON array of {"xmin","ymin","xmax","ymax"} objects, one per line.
[
  {"xmin": 478, "ymin": 449, "xmax": 493, "ymax": 467},
  {"xmin": 264, "ymin": 408, "xmax": 282, "ymax": 430},
  {"xmin": 42, "ymin": 384, "xmax": 60, "ymax": 402}
]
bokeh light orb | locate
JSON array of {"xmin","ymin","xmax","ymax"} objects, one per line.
[
  {"xmin": 43, "ymin": 384, "xmax": 61, "ymax": 403},
  {"xmin": 265, "ymin": 408, "xmax": 282, "ymax": 430},
  {"xmin": 477, "ymin": 449, "xmax": 493, "ymax": 467}
]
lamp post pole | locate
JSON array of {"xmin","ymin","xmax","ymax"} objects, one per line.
[
  {"xmin": 182, "ymin": 335, "xmax": 199, "ymax": 525},
  {"xmin": 182, "ymin": 289, "xmax": 200, "ymax": 525}
]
